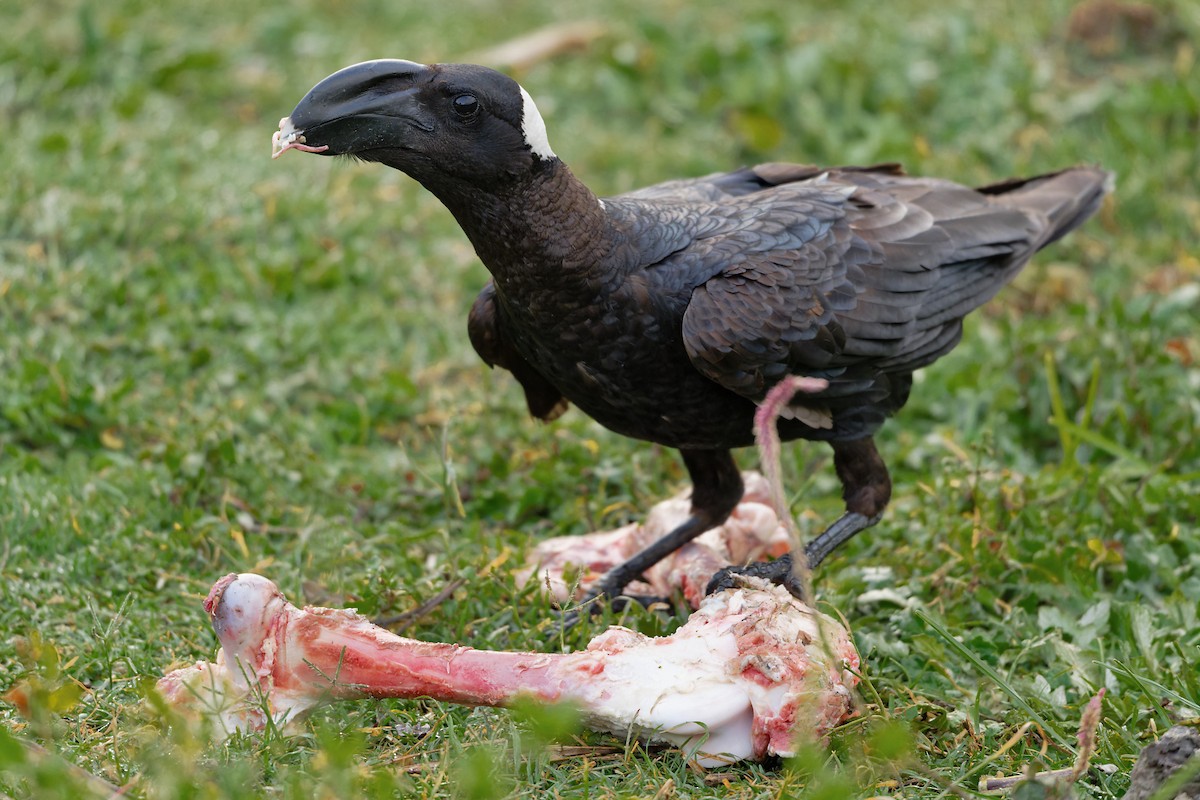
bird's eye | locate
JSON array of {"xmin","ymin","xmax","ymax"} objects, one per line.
[{"xmin": 452, "ymin": 94, "xmax": 479, "ymax": 117}]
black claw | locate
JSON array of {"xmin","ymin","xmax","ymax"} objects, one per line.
[
  {"xmin": 704, "ymin": 508, "xmax": 886, "ymax": 600},
  {"xmin": 705, "ymin": 554, "xmax": 807, "ymax": 600}
]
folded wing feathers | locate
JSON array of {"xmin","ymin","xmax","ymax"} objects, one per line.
[{"xmin": 630, "ymin": 164, "xmax": 1108, "ymax": 410}]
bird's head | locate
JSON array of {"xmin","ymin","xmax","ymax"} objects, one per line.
[{"xmin": 272, "ymin": 59, "xmax": 557, "ymax": 187}]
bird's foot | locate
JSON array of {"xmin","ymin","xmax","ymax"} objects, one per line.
[{"xmin": 705, "ymin": 553, "xmax": 806, "ymax": 600}]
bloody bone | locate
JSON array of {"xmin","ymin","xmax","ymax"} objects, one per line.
[{"xmin": 160, "ymin": 573, "xmax": 858, "ymax": 765}]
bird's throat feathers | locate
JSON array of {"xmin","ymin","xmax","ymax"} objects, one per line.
[{"xmin": 431, "ymin": 159, "xmax": 620, "ymax": 292}]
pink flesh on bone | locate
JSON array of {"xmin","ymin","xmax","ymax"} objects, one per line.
[
  {"xmin": 159, "ymin": 573, "xmax": 858, "ymax": 765},
  {"xmin": 518, "ymin": 471, "xmax": 793, "ymax": 608},
  {"xmin": 271, "ymin": 137, "xmax": 329, "ymax": 159},
  {"xmin": 271, "ymin": 117, "xmax": 329, "ymax": 160}
]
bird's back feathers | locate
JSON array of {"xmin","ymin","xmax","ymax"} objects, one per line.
[{"xmin": 623, "ymin": 163, "xmax": 1114, "ymax": 428}]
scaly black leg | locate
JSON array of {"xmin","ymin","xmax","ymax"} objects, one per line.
[
  {"xmin": 705, "ymin": 436, "xmax": 891, "ymax": 598},
  {"xmin": 559, "ymin": 448, "xmax": 743, "ymax": 627}
]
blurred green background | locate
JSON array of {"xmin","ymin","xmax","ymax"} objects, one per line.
[{"xmin": 2, "ymin": 0, "xmax": 1198, "ymax": 797}]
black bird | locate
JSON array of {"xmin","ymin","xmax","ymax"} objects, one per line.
[{"xmin": 274, "ymin": 60, "xmax": 1111, "ymax": 604}]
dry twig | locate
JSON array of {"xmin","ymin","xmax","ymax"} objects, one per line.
[
  {"xmin": 468, "ymin": 21, "xmax": 607, "ymax": 72},
  {"xmin": 374, "ymin": 576, "xmax": 468, "ymax": 631}
]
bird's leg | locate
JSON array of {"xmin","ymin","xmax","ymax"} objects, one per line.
[
  {"xmin": 807, "ymin": 436, "xmax": 891, "ymax": 566},
  {"xmin": 705, "ymin": 437, "xmax": 891, "ymax": 597},
  {"xmin": 563, "ymin": 449, "xmax": 743, "ymax": 621}
]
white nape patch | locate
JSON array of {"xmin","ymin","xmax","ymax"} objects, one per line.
[{"xmin": 519, "ymin": 86, "xmax": 556, "ymax": 160}]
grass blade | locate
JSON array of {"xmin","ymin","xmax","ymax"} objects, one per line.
[{"xmin": 913, "ymin": 607, "xmax": 1073, "ymax": 750}]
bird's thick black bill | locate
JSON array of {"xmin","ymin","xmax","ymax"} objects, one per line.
[{"xmin": 272, "ymin": 59, "xmax": 432, "ymax": 159}]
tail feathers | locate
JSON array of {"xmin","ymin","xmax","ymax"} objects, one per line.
[
  {"xmin": 902, "ymin": 166, "xmax": 1111, "ymax": 333},
  {"xmin": 978, "ymin": 166, "xmax": 1113, "ymax": 249}
]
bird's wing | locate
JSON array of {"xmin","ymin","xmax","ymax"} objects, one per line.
[
  {"xmin": 675, "ymin": 186, "xmax": 883, "ymax": 406},
  {"xmin": 468, "ymin": 282, "xmax": 569, "ymax": 421},
  {"xmin": 618, "ymin": 162, "xmax": 904, "ymax": 203},
  {"xmin": 676, "ymin": 167, "xmax": 1049, "ymax": 407}
]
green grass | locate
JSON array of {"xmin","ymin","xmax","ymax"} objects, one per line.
[{"xmin": 2, "ymin": 0, "xmax": 1198, "ymax": 796}]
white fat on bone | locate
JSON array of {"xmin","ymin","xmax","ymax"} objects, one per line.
[{"xmin": 159, "ymin": 573, "xmax": 858, "ymax": 765}]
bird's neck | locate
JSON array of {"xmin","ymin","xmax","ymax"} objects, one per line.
[{"xmin": 422, "ymin": 159, "xmax": 626, "ymax": 295}]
